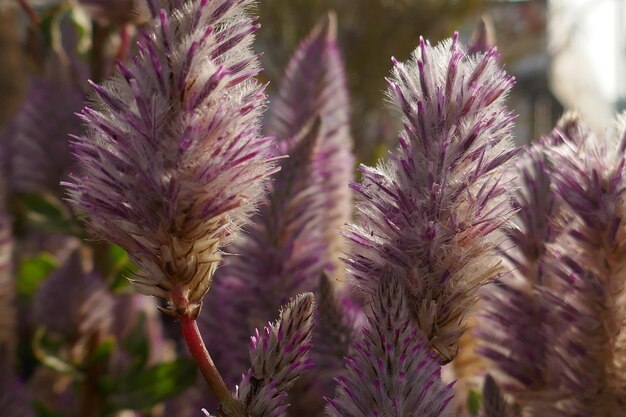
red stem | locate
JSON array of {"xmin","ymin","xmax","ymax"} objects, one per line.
[
  {"xmin": 116, "ymin": 25, "xmax": 130, "ymax": 62},
  {"xmin": 14, "ymin": 0, "xmax": 39, "ymax": 26},
  {"xmin": 180, "ymin": 316, "xmax": 248, "ymax": 417}
]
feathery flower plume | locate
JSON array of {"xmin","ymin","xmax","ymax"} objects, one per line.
[
  {"xmin": 326, "ymin": 266, "xmax": 455, "ymax": 417},
  {"xmin": 236, "ymin": 293, "xmax": 316, "ymax": 417},
  {"xmin": 201, "ymin": 119, "xmax": 325, "ymax": 385},
  {"xmin": 267, "ymin": 12, "xmax": 354, "ymax": 277},
  {"xmin": 34, "ymin": 250, "xmax": 114, "ymax": 347},
  {"xmin": 544, "ymin": 112, "xmax": 626, "ymax": 416},
  {"xmin": 478, "ymin": 145, "xmax": 559, "ymax": 398},
  {"xmin": 64, "ymin": 0, "xmax": 277, "ymax": 318},
  {"xmin": 344, "ymin": 34, "xmax": 517, "ymax": 361},
  {"xmin": 2, "ymin": 62, "xmax": 84, "ymax": 197}
]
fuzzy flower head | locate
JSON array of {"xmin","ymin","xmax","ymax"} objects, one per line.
[
  {"xmin": 326, "ymin": 266, "xmax": 455, "ymax": 417},
  {"xmin": 237, "ymin": 293, "xmax": 316, "ymax": 417},
  {"xmin": 345, "ymin": 34, "xmax": 516, "ymax": 361},
  {"xmin": 64, "ymin": 0, "xmax": 277, "ymax": 318}
]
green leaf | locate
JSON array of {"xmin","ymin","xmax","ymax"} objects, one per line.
[
  {"xmin": 106, "ymin": 244, "xmax": 137, "ymax": 293},
  {"xmin": 467, "ymin": 388, "xmax": 482, "ymax": 416},
  {"xmin": 86, "ymin": 336, "xmax": 116, "ymax": 365},
  {"xmin": 38, "ymin": 11, "xmax": 57, "ymax": 48},
  {"xmin": 16, "ymin": 253, "xmax": 58, "ymax": 300},
  {"xmin": 107, "ymin": 358, "xmax": 197, "ymax": 411},
  {"xmin": 32, "ymin": 328, "xmax": 83, "ymax": 380},
  {"xmin": 34, "ymin": 401, "xmax": 65, "ymax": 417},
  {"xmin": 122, "ymin": 313, "xmax": 149, "ymax": 371},
  {"xmin": 17, "ymin": 193, "xmax": 77, "ymax": 235},
  {"xmin": 68, "ymin": 5, "xmax": 92, "ymax": 55}
]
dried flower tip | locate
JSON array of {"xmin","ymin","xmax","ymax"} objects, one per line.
[
  {"xmin": 541, "ymin": 111, "xmax": 591, "ymax": 147},
  {"xmin": 468, "ymin": 16, "xmax": 496, "ymax": 54},
  {"xmin": 481, "ymin": 375, "xmax": 513, "ymax": 417}
]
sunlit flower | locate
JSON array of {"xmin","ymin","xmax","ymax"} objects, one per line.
[
  {"xmin": 344, "ymin": 34, "xmax": 517, "ymax": 361},
  {"xmin": 64, "ymin": 0, "xmax": 277, "ymax": 318}
]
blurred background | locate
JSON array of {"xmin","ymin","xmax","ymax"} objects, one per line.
[{"xmin": 1, "ymin": 0, "xmax": 624, "ymax": 161}]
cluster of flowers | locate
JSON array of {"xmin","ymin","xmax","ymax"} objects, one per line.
[{"xmin": 2, "ymin": 0, "xmax": 626, "ymax": 416}]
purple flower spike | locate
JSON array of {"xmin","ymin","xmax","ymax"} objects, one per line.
[
  {"xmin": 199, "ymin": 119, "xmax": 325, "ymax": 387},
  {"xmin": 544, "ymin": 112, "xmax": 626, "ymax": 415},
  {"xmin": 267, "ymin": 12, "xmax": 354, "ymax": 278},
  {"xmin": 199, "ymin": 14, "xmax": 354, "ymax": 389},
  {"xmin": 34, "ymin": 250, "xmax": 114, "ymax": 346},
  {"xmin": 2, "ymin": 62, "xmax": 84, "ymax": 197},
  {"xmin": 325, "ymin": 266, "xmax": 455, "ymax": 417},
  {"xmin": 478, "ymin": 145, "xmax": 558, "ymax": 394},
  {"xmin": 236, "ymin": 293, "xmax": 316, "ymax": 417},
  {"xmin": 344, "ymin": 34, "xmax": 517, "ymax": 362},
  {"xmin": 64, "ymin": 0, "xmax": 277, "ymax": 318}
]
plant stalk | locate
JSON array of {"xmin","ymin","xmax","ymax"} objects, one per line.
[{"xmin": 180, "ymin": 315, "xmax": 248, "ymax": 417}]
